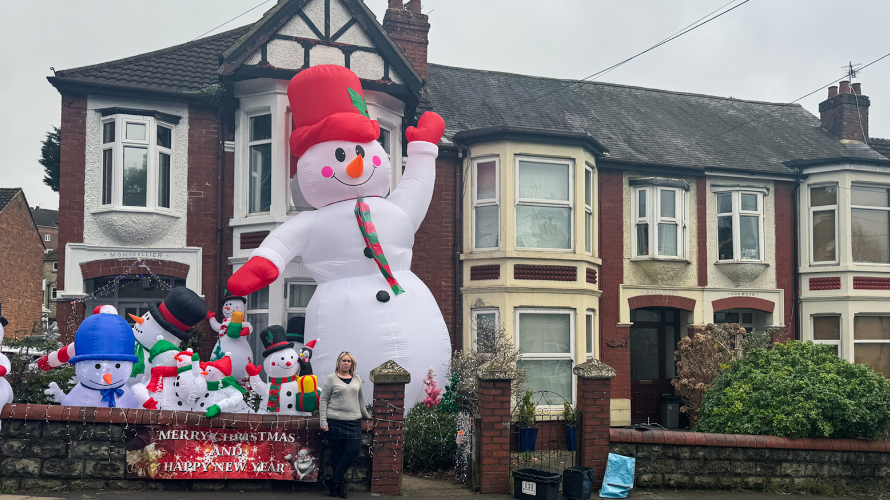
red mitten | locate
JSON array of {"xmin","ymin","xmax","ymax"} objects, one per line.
[
  {"xmin": 143, "ymin": 398, "xmax": 158, "ymax": 410},
  {"xmin": 206, "ymin": 312, "xmax": 216, "ymax": 320},
  {"xmin": 406, "ymin": 112, "xmax": 444, "ymax": 145},
  {"xmin": 37, "ymin": 356, "xmax": 49, "ymax": 372},
  {"xmin": 0, "ymin": 366, "xmax": 6, "ymax": 377},
  {"xmin": 240, "ymin": 327, "xmax": 250, "ymax": 337},
  {"xmin": 227, "ymin": 257, "xmax": 279, "ymax": 296},
  {"xmin": 246, "ymin": 363, "xmax": 262, "ymax": 377}
]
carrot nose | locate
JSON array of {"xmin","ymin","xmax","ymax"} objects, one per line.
[
  {"xmin": 201, "ymin": 371, "xmax": 209, "ymax": 376},
  {"xmin": 346, "ymin": 155, "xmax": 364, "ymax": 178},
  {"xmin": 103, "ymin": 373, "xmax": 113, "ymax": 384},
  {"xmin": 129, "ymin": 314, "xmax": 144, "ymax": 325}
]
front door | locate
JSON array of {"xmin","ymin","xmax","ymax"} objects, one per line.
[{"xmin": 629, "ymin": 308, "xmax": 681, "ymax": 424}]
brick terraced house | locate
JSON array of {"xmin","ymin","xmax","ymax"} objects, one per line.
[
  {"xmin": 48, "ymin": 0, "xmax": 890, "ymax": 425},
  {"xmin": 0, "ymin": 189, "xmax": 45, "ymax": 339}
]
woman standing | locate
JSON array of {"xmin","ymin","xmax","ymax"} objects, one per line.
[{"xmin": 320, "ymin": 351, "xmax": 370, "ymax": 498}]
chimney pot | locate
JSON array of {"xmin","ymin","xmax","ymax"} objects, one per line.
[
  {"xmin": 388, "ymin": 0, "xmax": 401, "ymax": 8},
  {"xmin": 839, "ymin": 80, "xmax": 851, "ymax": 94},
  {"xmin": 406, "ymin": 0, "xmax": 421, "ymax": 13},
  {"xmin": 828, "ymin": 86, "xmax": 838, "ymax": 99},
  {"xmin": 853, "ymin": 82, "xmax": 862, "ymax": 95}
]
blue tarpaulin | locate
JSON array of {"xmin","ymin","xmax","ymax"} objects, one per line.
[{"xmin": 598, "ymin": 453, "xmax": 635, "ymax": 498}]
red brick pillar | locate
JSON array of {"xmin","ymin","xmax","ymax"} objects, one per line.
[
  {"xmin": 574, "ymin": 359, "xmax": 616, "ymax": 486},
  {"xmin": 369, "ymin": 360, "xmax": 411, "ymax": 496},
  {"xmin": 476, "ymin": 362, "xmax": 513, "ymax": 494}
]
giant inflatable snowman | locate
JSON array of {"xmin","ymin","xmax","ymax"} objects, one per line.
[{"xmin": 228, "ymin": 65, "xmax": 451, "ymax": 405}]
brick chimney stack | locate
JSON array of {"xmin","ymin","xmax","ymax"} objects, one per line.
[
  {"xmin": 382, "ymin": 0, "xmax": 430, "ymax": 82},
  {"xmin": 819, "ymin": 79, "xmax": 870, "ymax": 143}
]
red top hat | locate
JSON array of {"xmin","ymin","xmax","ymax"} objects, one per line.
[{"xmin": 287, "ymin": 65, "xmax": 380, "ymax": 172}]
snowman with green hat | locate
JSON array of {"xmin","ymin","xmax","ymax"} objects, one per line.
[{"xmin": 207, "ymin": 288, "xmax": 253, "ymax": 383}]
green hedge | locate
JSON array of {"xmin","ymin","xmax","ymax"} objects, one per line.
[
  {"xmin": 696, "ymin": 341, "xmax": 890, "ymax": 439},
  {"xmin": 403, "ymin": 402, "xmax": 457, "ymax": 472}
]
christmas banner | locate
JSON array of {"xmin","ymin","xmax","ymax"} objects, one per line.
[{"xmin": 126, "ymin": 425, "xmax": 321, "ymax": 481}]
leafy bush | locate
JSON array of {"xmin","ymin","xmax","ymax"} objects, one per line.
[
  {"xmin": 404, "ymin": 401, "xmax": 457, "ymax": 473},
  {"xmin": 696, "ymin": 341, "xmax": 890, "ymax": 439}
]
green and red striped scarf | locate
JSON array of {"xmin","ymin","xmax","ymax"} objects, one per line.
[
  {"xmin": 266, "ymin": 374, "xmax": 298, "ymax": 413},
  {"xmin": 354, "ymin": 197, "xmax": 405, "ymax": 295}
]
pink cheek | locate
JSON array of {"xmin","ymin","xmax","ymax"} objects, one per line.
[
  {"xmin": 321, "ymin": 166, "xmax": 334, "ymax": 178},
  {"xmin": 372, "ymin": 156, "xmax": 381, "ymax": 167},
  {"xmin": 271, "ymin": 362, "xmax": 276, "ymax": 366}
]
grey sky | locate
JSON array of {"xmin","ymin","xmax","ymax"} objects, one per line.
[{"xmin": 2, "ymin": 0, "xmax": 888, "ymax": 210}]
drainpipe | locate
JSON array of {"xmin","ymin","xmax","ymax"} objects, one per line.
[
  {"xmin": 454, "ymin": 146, "xmax": 466, "ymax": 352},
  {"xmin": 792, "ymin": 177, "xmax": 801, "ymax": 340}
]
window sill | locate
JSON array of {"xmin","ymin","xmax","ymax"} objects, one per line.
[
  {"xmin": 91, "ymin": 206, "xmax": 179, "ymax": 218},
  {"xmin": 630, "ymin": 257, "xmax": 690, "ymax": 263},
  {"xmin": 230, "ymin": 214, "xmax": 295, "ymax": 227},
  {"xmin": 714, "ymin": 261, "xmax": 769, "ymax": 266}
]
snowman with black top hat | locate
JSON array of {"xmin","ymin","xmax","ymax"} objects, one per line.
[
  {"xmin": 46, "ymin": 313, "xmax": 140, "ymax": 408},
  {"xmin": 246, "ymin": 325, "xmax": 302, "ymax": 414}
]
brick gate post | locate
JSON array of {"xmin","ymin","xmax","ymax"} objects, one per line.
[
  {"xmin": 369, "ymin": 360, "xmax": 411, "ymax": 496},
  {"xmin": 476, "ymin": 360, "xmax": 514, "ymax": 494},
  {"xmin": 574, "ymin": 358, "xmax": 616, "ymax": 486}
]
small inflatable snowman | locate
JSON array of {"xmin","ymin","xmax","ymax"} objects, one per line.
[
  {"xmin": 246, "ymin": 326, "xmax": 302, "ymax": 414},
  {"xmin": 207, "ymin": 290, "xmax": 253, "ymax": 383},
  {"xmin": 228, "ymin": 65, "xmax": 451, "ymax": 405},
  {"xmin": 131, "ymin": 336, "xmax": 187, "ymax": 410},
  {"xmin": 47, "ymin": 313, "xmax": 140, "ymax": 408},
  {"xmin": 0, "ymin": 306, "xmax": 15, "ymax": 425},
  {"xmin": 194, "ymin": 354, "xmax": 250, "ymax": 417}
]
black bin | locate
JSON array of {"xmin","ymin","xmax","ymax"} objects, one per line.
[
  {"xmin": 660, "ymin": 394, "xmax": 682, "ymax": 429},
  {"xmin": 512, "ymin": 468, "xmax": 561, "ymax": 500},
  {"xmin": 562, "ymin": 466, "xmax": 595, "ymax": 500}
]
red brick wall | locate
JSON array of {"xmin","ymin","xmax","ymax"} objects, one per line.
[
  {"xmin": 371, "ymin": 379, "xmax": 407, "ymax": 495},
  {"xmin": 577, "ymin": 376, "xmax": 612, "ymax": 486},
  {"xmin": 57, "ymin": 93, "xmax": 88, "ymax": 341},
  {"xmin": 696, "ymin": 177, "xmax": 708, "ymax": 287},
  {"xmin": 382, "ymin": 8, "xmax": 430, "ymax": 81},
  {"xmin": 819, "ymin": 93, "xmax": 870, "ymax": 142},
  {"xmin": 411, "ymin": 156, "xmax": 460, "ymax": 352},
  {"xmin": 628, "ymin": 295, "xmax": 696, "ymax": 312},
  {"xmin": 598, "ymin": 169, "xmax": 630, "ymax": 399},
  {"xmin": 773, "ymin": 181, "xmax": 796, "ymax": 341},
  {"xmin": 477, "ymin": 377, "xmax": 511, "ymax": 494},
  {"xmin": 186, "ymin": 105, "xmax": 227, "ymax": 357},
  {"xmin": 80, "ymin": 259, "xmax": 190, "ymax": 281},
  {"xmin": 0, "ymin": 193, "xmax": 45, "ymax": 338}
]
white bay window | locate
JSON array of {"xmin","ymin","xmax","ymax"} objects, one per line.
[
  {"xmin": 810, "ymin": 185, "xmax": 838, "ymax": 264},
  {"xmin": 714, "ymin": 187, "xmax": 766, "ymax": 262},
  {"xmin": 248, "ymin": 114, "xmax": 272, "ymax": 214},
  {"xmin": 99, "ymin": 113, "xmax": 174, "ymax": 211},
  {"xmin": 515, "ymin": 157, "xmax": 573, "ymax": 250},
  {"xmin": 473, "ymin": 158, "xmax": 499, "ymax": 250},
  {"xmin": 516, "ymin": 309, "xmax": 574, "ymax": 404},
  {"xmin": 631, "ymin": 179, "xmax": 688, "ymax": 259}
]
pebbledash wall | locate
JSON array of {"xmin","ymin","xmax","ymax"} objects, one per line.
[{"xmin": 610, "ymin": 428, "xmax": 890, "ymax": 490}]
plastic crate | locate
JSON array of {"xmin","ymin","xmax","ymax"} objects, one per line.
[
  {"xmin": 512, "ymin": 468, "xmax": 561, "ymax": 500},
  {"xmin": 562, "ymin": 466, "xmax": 595, "ymax": 500}
]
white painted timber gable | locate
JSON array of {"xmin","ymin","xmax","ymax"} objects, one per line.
[{"xmin": 241, "ymin": 0, "xmax": 405, "ymax": 84}]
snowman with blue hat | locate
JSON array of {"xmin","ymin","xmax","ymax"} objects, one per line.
[{"xmin": 47, "ymin": 313, "xmax": 140, "ymax": 408}]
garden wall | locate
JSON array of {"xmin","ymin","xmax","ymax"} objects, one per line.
[
  {"xmin": 0, "ymin": 404, "xmax": 372, "ymax": 492},
  {"xmin": 610, "ymin": 428, "xmax": 890, "ymax": 490}
]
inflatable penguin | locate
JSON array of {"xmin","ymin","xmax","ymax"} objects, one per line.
[
  {"xmin": 227, "ymin": 65, "xmax": 451, "ymax": 405},
  {"xmin": 46, "ymin": 314, "xmax": 140, "ymax": 408},
  {"xmin": 246, "ymin": 326, "xmax": 302, "ymax": 414}
]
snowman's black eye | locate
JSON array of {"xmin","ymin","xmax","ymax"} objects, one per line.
[
  {"xmin": 95, "ymin": 364, "xmax": 101, "ymax": 369},
  {"xmin": 115, "ymin": 363, "xmax": 121, "ymax": 369},
  {"xmin": 335, "ymin": 148, "xmax": 346, "ymax": 162},
  {"xmin": 355, "ymin": 145, "xmax": 365, "ymax": 158}
]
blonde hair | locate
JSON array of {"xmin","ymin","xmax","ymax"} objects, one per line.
[{"xmin": 336, "ymin": 351, "xmax": 356, "ymax": 375}]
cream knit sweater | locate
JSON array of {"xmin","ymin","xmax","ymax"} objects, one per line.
[{"xmin": 319, "ymin": 372, "xmax": 371, "ymax": 428}]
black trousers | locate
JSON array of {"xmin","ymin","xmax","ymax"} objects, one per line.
[{"xmin": 329, "ymin": 437, "xmax": 361, "ymax": 482}]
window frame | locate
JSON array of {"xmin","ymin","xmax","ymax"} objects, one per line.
[
  {"xmin": 812, "ymin": 314, "xmax": 841, "ymax": 356},
  {"xmin": 52, "ymin": 262, "xmax": 58, "ymax": 271},
  {"xmin": 284, "ymin": 280, "xmax": 317, "ymax": 326},
  {"xmin": 44, "ymin": 234, "xmax": 51, "ymax": 242},
  {"xmin": 514, "ymin": 156, "xmax": 574, "ymax": 251},
  {"xmin": 246, "ymin": 112, "xmax": 273, "ymax": 215},
  {"xmin": 809, "ymin": 183, "xmax": 839, "ymax": 265},
  {"xmin": 713, "ymin": 187, "xmax": 767, "ymax": 263},
  {"xmin": 98, "ymin": 114, "xmax": 175, "ymax": 213},
  {"xmin": 515, "ymin": 307, "xmax": 576, "ymax": 407},
  {"xmin": 850, "ymin": 183, "xmax": 890, "ymax": 264},
  {"xmin": 853, "ymin": 314, "xmax": 890, "ymax": 378},
  {"xmin": 472, "ymin": 156, "xmax": 500, "ymax": 251},
  {"xmin": 585, "ymin": 310, "xmax": 595, "ymax": 359},
  {"xmin": 471, "ymin": 308, "xmax": 500, "ymax": 352},
  {"xmin": 584, "ymin": 165, "xmax": 594, "ymax": 255},
  {"xmin": 631, "ymin": 182, "xmax": 688, "ymax": 260}
]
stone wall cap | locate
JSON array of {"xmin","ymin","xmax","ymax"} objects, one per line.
[
  {"xmin": 573, "ymin": 358, "xmax": 617, "ymax": 379},
  {"xmin": 369, "ymin": 360, "xmax": 411, "ymax": 384},
  {"xmin": 476, "ymin": 359, "xmax": 515, "ymax": 380}
]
